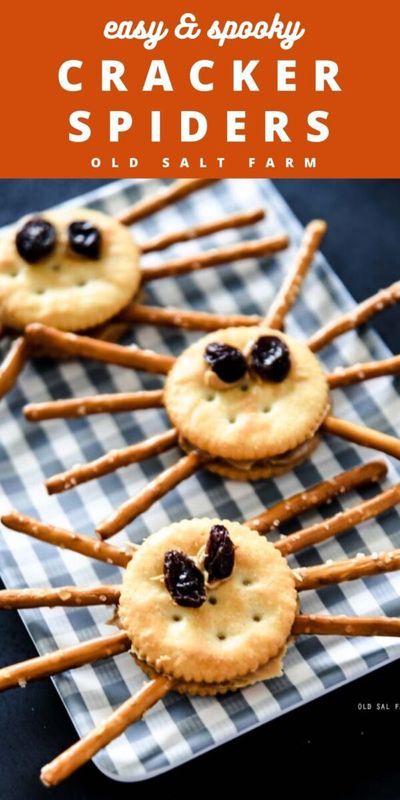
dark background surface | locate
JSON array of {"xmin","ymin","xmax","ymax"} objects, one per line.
[{"xmin": 0, "ymin": 179, "xmax": 399, "ymax": 800}]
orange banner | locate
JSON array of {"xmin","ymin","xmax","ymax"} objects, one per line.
[{"xmin": 0, "ymin": 0, "xmax": 398, "ymax": 177}]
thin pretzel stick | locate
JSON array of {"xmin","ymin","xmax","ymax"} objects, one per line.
[
  {"xmin": 97, "ymin": 450, "xmax": 209, "ymax": 539},
  {"xmin": 292, "ymin": 614, "xmax": 400, "ymax": 638},
  {"xmin": 0, "ymin": 632, "xmax": 130, "ymax": 692},
  {"xmin": 275, "ymin": 485, "xmax": 400, "ymax": 556},
  {"xmin": 246, "ymin": 460, "xmax": 387, "ymax": 534},
  {"xmin": 141, "ymin": 234, "xmax": 289, "ymax": 282},
  {"xmin": 294, "ymin": 549, "xmax": 400, "ymax": 591},
  {"xmin": 119, "ymin": 303, "xmax": 262, "ymax": 331},
  {"xmin": 0, "ymin": 585, "xmax": 121, "ymax": 608},
  {"xmin": 41, "ymin": 675, "xmax": 172, "ymax": 786},
  {"xmin": 308, "ymin": 281, "xmax": 400, "ymax": 352},
  {"xmin": 25, "ymin": 323, "xmax": 174, "ymax": 374},
  {"xmin": 46, "ymin": 429, "xmax": 179, "ymax": 494},
  {"xmin": 0, "ymin": 337, "xmax": 28, "ymax": 399},
  {"xmin": 322, "ymin": 415, "xmax": 400, "ymax": 460},
  {"xmin": 24, "ymin": 389, "xmax": 164, "ymax": 422},
  {"xmin": 1, "ymin": 511, "xmax": 131, "ymax": 568},
  {"xmin": 327, "ymin": 356, "xmax": 400, "ymax": 388},
  {"xmin": 263, "ymin": 220, "xmax": 327, "ymax": 329},
  {"xmin": 141, "ymin": 208, "xmax": 265, "ymax": 253},
  {"xmin": 116, "ymin": 178, "xmax": 216, "ymax": 225}
]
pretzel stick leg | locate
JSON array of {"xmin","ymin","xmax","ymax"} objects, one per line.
[
  {"xmin": 275, "ymin": 485, "xmax": 400, "ymax": 556},
  {"xmin": 0, "ymin": 632, "xmax": 130, "ymax": 692},
  {"xmin": 97, "ymin": 451, "xmax": 208, "ymax": 539},
  {"xmin": 263, "ymin": 220, "xmax": 327, "ymax": 329},
  {"xmin": 294, "ymin": 549, "xmax": 400, "ymax": 591},
  {"xmin": 308, "ymin": 281, "xmax": 400, "ymax": 352},
  {"xmin": 24, "ymin": 389, "xmax": 165, "ymax": 422},
  {"xmin": 0, "ymin": 337, "xmax": 28, "ymax": 399},
  {"xmin": 293, "ymin": 614, "xmax": 400, "ymax": 638},
  {"xmin": 328, "ymin": 356, "xmax": 400, "ymax": 388},
  {"xmin": 141, "ymin": 234, "xmax": 289, "ymax": 282},
  {"xmin": 41, "ymin": 675, "xmax": 172, "ymax": 786},
  {"xmin": 0, "ymin": 585, "xmax": 121, "ymax": 608},
  {"xmin": 46, "ymin": 429, "xmax": 179, "ymax": 494},
  {"xmin": 322, "ymin": 416, "xmax": 400, "ymax": 460},
  {"xmin": 119, "ymin": 303, "xmax": 262, "ymax": 332},
  {"xmin": 116, "ymin": 178, "xmax": 216, "ymax": 225},
  {"xmin": 1, "ymin": 511, "xmax": 131, "ymax": 568},
  {"xmin": 25, "ymin": 323, "xmax": 174, "ymax": 375},
  {"xmin": 246, "ymin": 460, "xmax": 387, "ymax": 534},
  {"xmin": 141, "ymin": 208, "xmax": 266, "ymax": 253}
]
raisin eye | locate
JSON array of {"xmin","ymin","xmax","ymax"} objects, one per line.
[
  {"xmin": 204, "ymin": 343, "xmax": 247, "ymax": 384},
  {"xmin": 16, "ymin": 218, "xmax": 56, "ymax": 264},
  {"xmin": 204, "ymin": 524, "xmax": 235, "ymax": 584},
  {"xmin": 164, "ymin": 550, "xmax": 206, "ymax": 608},
  {"xmin": 68, "ymin": 221, "xmax": 102, "ymax": 260},
  {"xmin": 249, "ymin": 335, "xmax": 290, "ymax": 383}
]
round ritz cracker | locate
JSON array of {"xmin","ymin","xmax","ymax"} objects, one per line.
[
  {"xmin": 119, "ymin": 518, "xmax": 297, "ymax": 689},
  {"xmin": 163, "ymin": 326, "xmax": 330, "ymax": 480},
  {"xmin": 135, "ymin": 646, "xmax": 288, "ymax": 696},
  {"xmin": 0, "ymin": 208, "xmax": 140, "ymax": 332}
]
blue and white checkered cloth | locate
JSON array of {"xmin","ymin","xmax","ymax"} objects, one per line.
[{"xmin": 1, "ymin": 178, "xmax": 400, "ymax": 781}]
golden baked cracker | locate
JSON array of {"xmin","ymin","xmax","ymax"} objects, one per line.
[
  {"xmin": 0, "ymin": 208, "xmax": 140, "ymax": 331},
  {"xmin": 164, "ymin": 327, "xmax": 329, "ymax": 464},
  {"xmin": 119, "ymin": 518, "xmax": 297, "ymax": 685}
]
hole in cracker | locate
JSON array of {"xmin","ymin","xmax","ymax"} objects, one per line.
[
  {"xmin": 242, "ymin": 578, "xmax": 252, "ymax": 586},
  {"xmin": 253, "ymin": 615, "xmax": 262, "ymax": 622},
  {"xmin": 206, "ymin": 394, "xmax": 215, "ymax": 402},
  {"xmin": 208, "ymin": 596, "xmax": 217, "ymax": 605},
  {"xmin": 217, "ymin": 632, "xmax": 226, "ymax": 640},
  {"xmin": 78, "ymin": 281, "xmax": 88, "ymax": 287},
  {"xmin": 172, "ymin": 614, "xmax": 182, "ymax": 622},
  {"xmin": 240, "ymin": 384, "xmax": 249, "ymax": 392},
  {"xmin": 36, "ymin": 289, "xmax": 46, "ymax": 295},
  {"xmin": 262, "ymin": 407, "xmax": 271, "ymax": 414},
  {"xmin": 52, "ymin": 265, "xmax": 60, "ymax": 272},
  {"xmin": 228, "ymin": 417, "xmax": 236, "ymax": 424}
]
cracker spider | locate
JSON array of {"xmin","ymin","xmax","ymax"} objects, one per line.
[
  {"xmin": 0, "ymin": 178, "xmax": 289, "ymax": 400},
  {"xmin": 23, "ymin": 221, "xmax": 400, "ymax": 540},
  {"xmin": 1, "ymin": 461, "xmax": 400, "ymax": 785}
]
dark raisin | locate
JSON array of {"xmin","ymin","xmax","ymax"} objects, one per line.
[
  {"xmin": 68, "ymin": 221, "xmax": 102, "ymax": 260},
  {"xmin": 204, "ymin": 524, "xmax": 235, "ymax": 584},
  {"xmin": 16, "ymin": 218, "xmax": 56, "ymax": 264},
  {"xmin": 249, "ymin": 335, "xmax": 290, "ymax": 382},
  {"xmin": 204, "ymin": 342, "xmax": 247, "ymax": 384},
  {"xmin": 164, "ymin": 550, "xmax": 206, "ymax": 608}
]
